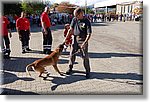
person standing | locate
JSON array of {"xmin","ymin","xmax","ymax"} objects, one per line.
[
  {"xmin": 41, "ymin": 6, "xmax": 52, "ymax": 54},
  {"xmin": 16, "ymin": 11, "xmax": 32, "ymax": 53},
  {"xmin": 64, "ymin": 8, "xmax": 92, "ymax": 79},
  {"xmin": 1, "ymin": 15, "xmax": 12, "ymax": 58}
]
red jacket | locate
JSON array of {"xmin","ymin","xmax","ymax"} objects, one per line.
[{"xmin": 1, "ymin": 16, "xmax": 10, "ymax": 36}]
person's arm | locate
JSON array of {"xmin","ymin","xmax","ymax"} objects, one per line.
[
  {"xmin": 8, "ymin": 29, "xmax": 12, "ymax": 38},
  {"xmin": 16, "ymin": 20, "xmax": 22, "ymax": 40},
  {"xmin": 7, "ymin": 19, "xmax": 12, "ymax": 38},
  {"xmin": 28, "ymin": 20, "xmax": 31, "ymax": 36},
  {"xmin": 16, "ymin": 19, "xmax": 20, "ymax": 34},
  {"xmin": 41, "ymin": 21, "xmax": 48, "ymax": 35},
  {"xmin": 41, "ymin": 14, "xmax": 48, "ymax": 35}
]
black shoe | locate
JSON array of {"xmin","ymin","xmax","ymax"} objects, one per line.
[
  {"xmin": 86, "ymin": 73, "xmax": 90, "ymax": 79},
  {"xmin": 4, "ymin": 53, "xmax": 10, "ymax": 59},
  {"xmin": 26, "ymin": 48, "xmax": 32, "ymax": 51},
  {"xmin": 66, "ymin": 65, "xmax": 73, "ymax": 75},
  {"xmin": 66, "ymin": 69, "xmax": 73, "ymax": 75},
  {"xmin": 22, "ymin": 50, "xmax": 26, "ymax": 54},
  {"xmin": 47, "ymin": 50, "xmax": 52, "ymax": 54},
  {"xmin": 43, "ymin": 49, "xmax": 48, "ymax": 54}
]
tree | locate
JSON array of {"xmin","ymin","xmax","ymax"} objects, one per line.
[
  {"xmin": 21, "ymin": 2, "xmax": 33, "ymax": 14},
  {"xmin": 21, "ymin": 1, "xmax": 45, "ymax": 14},
  {"xmin": 50, "ymin": 3, "xmax": 59, "ymax": 12},
  {"xmin": 56, "ymin": 2, "xmax": 77, "ymax": 14}
]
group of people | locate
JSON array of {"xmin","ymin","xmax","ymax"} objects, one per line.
[
  {"xmin": 86, "ymin": 12, "xmax": 142, "ymax": 23},
  {"xmin": 2, "ymin": 7, "xmax": 92, "ymax": 79}
]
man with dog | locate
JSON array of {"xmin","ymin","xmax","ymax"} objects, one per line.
[
  {"xmin": 41, "ymin": 6, "xmax": 53, "ymax": 54},
  {"xmin": 64, "ymin": 7, "xmax": 92, "ymax": 79}
]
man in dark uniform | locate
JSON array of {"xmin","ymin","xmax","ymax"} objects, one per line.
[
  {"xmin": 64, "ymin": 8, "xmax": 92, "ymax": 79},
  {"xmin": 16, "ymin": 11, "xmax": 32, "ymax": 53},
  {"xmin": 41, "ymin": 6, "xmax": 52, "ymax": 54},
  {"xmin": 1, "ymin": 15, "xmax": 12, "ymax": 58}
]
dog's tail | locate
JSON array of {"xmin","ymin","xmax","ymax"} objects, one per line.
[{"xmin": 26, "ymin": 63, "xmax": 34, "ymax": 76}]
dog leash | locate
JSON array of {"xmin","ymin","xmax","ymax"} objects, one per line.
[{"xmin": 61, "ymin": 48, "xmax": 85, "ymax": 58}]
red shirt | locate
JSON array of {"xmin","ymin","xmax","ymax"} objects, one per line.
[
  {"xmin": 41, "ymin": 12, "xmax": 51, "ymax": 28},
  {"xmin": 16, "ymin": 17, "xmax": 30, "ymax": 30},
  {"xmin": 1, "ymin": 16, "xmax": 10, "ymax": 36}
]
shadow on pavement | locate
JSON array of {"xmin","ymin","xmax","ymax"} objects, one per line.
[
  {"xmin": 27, "ymin": 50, "xmax": 43, "ymax": 54},
  {"xmin": 1, "ymin": 88, "xmax": 39, "ymax": 95},
  {"xmin": 61, "ymin": 52, "xmax": 143, "ymax": 58},
  {"xmin": 88, "ymin": 52, "xmax": 143, "ymax": 58},
  {"xmin": 0, "ymin": 71, "xmax": 35, "ymax": 85},
  {"xmin": 30, "ymin": 24, "xmax": 64, "ymax": 32},
  {"xmin": 91, "ymin": 22, "xmax": 108, "ymax": 26},
  {"xmin": 3, "ymin": 57, "xmax": 41, "ymax": 72},
  {"xmin": 3, "ymin": 56, "xmax": 69, "ymax": 72},
  {"xmin": 46, "ymin": 70, "xmax": 143, "ymax": 91}
]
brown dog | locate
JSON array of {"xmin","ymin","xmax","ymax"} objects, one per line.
[{"xmin": 26, "ymin": 44, "xmax": 64, "ymax": 77}]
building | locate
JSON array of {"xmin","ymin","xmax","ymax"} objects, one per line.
[{"xmin": 94, "ymin": 0, "xmax": 143, "ymax": 15}]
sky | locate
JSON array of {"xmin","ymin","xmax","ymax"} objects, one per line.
[{"xmin": 48, "ymin": 0, "xmax": 105, "ymax": 6}]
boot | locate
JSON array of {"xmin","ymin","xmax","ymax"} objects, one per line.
[{"xmin": 66, "ymin": 65, "xmax": 73, "ymax": 75}]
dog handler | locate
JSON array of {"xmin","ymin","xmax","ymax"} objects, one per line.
[
  {"xmin": 16, "ymin": 11, "xmax": 32, "ymax": 53},
  {"xmin": 65, "ymin": 8, "xmax": 92, "ymax": 79},
  {"xmin": 41, "ymin": 6, "xmax": 52, "ymax": 54}
]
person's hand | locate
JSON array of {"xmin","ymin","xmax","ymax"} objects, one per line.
[
  {"xmin": 80, "ymin": 43, "xmax": 86, "ymax": 49},
  {"xmin": 44, "ymin": 30, "xmax": 48, "ymax": 35},
  {"xmin": 29, "ymin": 32, "xmax": 31, "ymax": 36},
  {"xmin": 9, "ymin": 33, "xmax": 12, "ymax": 38},
  {"xmin": 19, "ymin": 35, "xmax": 22, "ymax": 41}
]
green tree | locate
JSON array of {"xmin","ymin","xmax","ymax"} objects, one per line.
[
  {"xmin": 21, "ymin": 2, "xmax": 33, "ymax": 14},
  {"xmin": 21, "ymin": 2, "xmax": 45, "ymax": 14}
]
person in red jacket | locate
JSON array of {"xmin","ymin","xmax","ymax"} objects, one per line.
[
  {"xmin": 16, "ymin": 11, "xmax": 32, "ymax": 53},
  {"xmin": 1, "ymin": 15, "xmax": 12, "ymax": 58},
  {"xmin": 41, "ymin": 6, "xmax": 52, "ymax": 54},
  {"xmin": 63, "ymin": 23, "xmax": 72, "ymax": 52}
]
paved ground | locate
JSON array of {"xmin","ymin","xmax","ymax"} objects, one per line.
[{"xmin": 0, "ymin": 21, "xmax": 143, "ymax": 95}]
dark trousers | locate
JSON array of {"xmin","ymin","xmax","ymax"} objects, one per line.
[
  {"xmin": 2, "ymin": 35, "xmax": 10, "ymax": 49},
  {"xmin": 42, "ymin": 27, "xmax": 52, "ymax": 52},
  {"xmin": 19, "ymin": 30, "xmax": 30, "ymax": 51},
  {"xmin": 69, "ymin": 41, "xmax": 90, "ymax": 74},
  {"xmin": 2, "ymin": 35, "xmax": 11, "ymax": 55}
]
